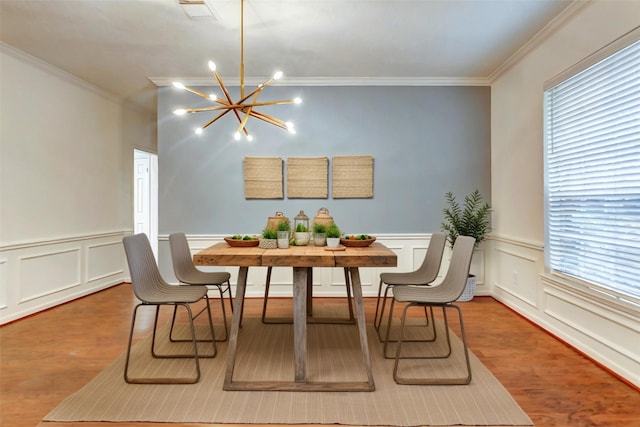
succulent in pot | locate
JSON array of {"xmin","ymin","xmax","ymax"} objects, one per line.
[
  {"xmin": 312, "ymin": 223, "xmax": 327, "ymax": 246},
  {"xmin": 325, "ymin": 222, "xmax": 341, "ymax": 247}
]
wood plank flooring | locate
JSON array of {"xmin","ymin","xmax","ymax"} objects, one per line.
[{"xmin": 1, "ymin": 283, "xmax": 639, "ymax": 427}]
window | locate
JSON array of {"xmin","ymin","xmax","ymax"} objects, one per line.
[{"xmin": 543, "ymin": 28, "xmax": 640, "ymax": 303}]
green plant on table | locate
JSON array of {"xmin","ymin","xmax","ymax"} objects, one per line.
[
  {"xmin": 262, "ymin": 228, "xmax": 278, "ymax": 239},
  {"xmin": 312, "ymin": 223, "xmax": 327, "ymax": 234},
  {"xmin": 441, "ymin": 189, "xmax": 490, "ymax": 249},
  {"xmin": 277, "ymin": 219, "xmax": 291, "ymax": 232},
  {"xmin": 295, "ymin": 222, "xmax": 308, "ymax": 232},
  {"xmin": 325, "ymin": 222, "xmax": 341, "ymax": 238}
]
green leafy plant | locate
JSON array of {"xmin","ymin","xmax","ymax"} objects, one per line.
[
  {"xmin": 312, "ymin": 223, "xmax": 327, "ymax": 234},
  {"xmin": 262, "ymin": 228, "xmax": 278, "ymax": 239},
  {"xmin": 325, "ymin": 222, "xmax": 341, "ymax": 238},
  {"xmin": 295, "ymin": 223, "xmax": 308, "ymax": 232},
  {"xmin": 441, "ymin": 189, "xmax": 491, "ymax": 249},
  {"xmin": 277, "ymin": 219, "xmax": 291, "ymax": 232}
]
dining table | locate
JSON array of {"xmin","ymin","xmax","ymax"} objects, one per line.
[{"xmin": 193, "ymin": 241, "xmax": 397, "ymax": 392}]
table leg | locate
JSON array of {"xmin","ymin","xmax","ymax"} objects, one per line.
[
  {"xmin": 293, "ymin": 267, "xmax": 308, "ymax": 382},
  {"xmin": 306, "ymin": 267, "xmax": 313, "ymax": 317},
  {"xmin": 224, "ymin": 265, "xmax": 373, "ymax": 392},
  {"xmin": 223, "ymin": 266, "xmax": 248, "ymax": 390},
  {"xmin": 348, "ymin": 267, "xmax": 375, "ymax": 390}
]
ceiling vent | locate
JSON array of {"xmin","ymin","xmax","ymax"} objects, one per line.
[{"xmin": 178, "ymin": 0, "xmax": 217, "ymax": 19}]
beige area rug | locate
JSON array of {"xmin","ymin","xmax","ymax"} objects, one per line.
[{"xmin": 44, "ymin": 311, "xmax": 532, "ymax": 426}]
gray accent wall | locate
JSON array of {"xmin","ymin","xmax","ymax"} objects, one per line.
[{"xmin": 158, "ymin": 85, "xmax": 490, "ymax": 235}]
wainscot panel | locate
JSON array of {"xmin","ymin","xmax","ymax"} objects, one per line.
[
  {"xmin": 489, "ymin": 234, "xmax": 640, "ymax": 388},
  {"xmin": 0, "ymin": 232, "xmax": 128, "ymax": 324}
]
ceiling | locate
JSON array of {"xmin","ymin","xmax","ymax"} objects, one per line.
[{"xmin": 1, "ymin": 0, "xmax": 575, "ymax": 109}]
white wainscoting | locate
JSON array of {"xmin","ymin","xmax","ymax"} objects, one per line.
[
  {"xmin": 490, "ymin": 235, "xmax": 640, "ymax": 388},
  {"xmin": 0, "ymin": 232, "xmax": 128, "ymax": 324},
  {"xmin": 156, "ymin": 233, "xmax": 488, "ymax": 299}
]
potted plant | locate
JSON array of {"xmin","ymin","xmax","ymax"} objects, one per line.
[
  {"xmin": 294, "ymin": 222, "xmax": 310, "ymax": 246},
  {"xmin": 260, "ymin": 227, "xmax": 278, "ymax": 249},
  {"xmin": 325, "ymin": 222, "xmax": 341, "ymax": 248},
  {"xmin": 441, "ymin": 189, "xmax": 491, "ymax": 301},
  {"xmin": 277, "ymin": 219, "xmax": 291, "ymax": 248},
  {"xmin": 312, "ymin": 223, "xmax": 327, "ymax": 246}
]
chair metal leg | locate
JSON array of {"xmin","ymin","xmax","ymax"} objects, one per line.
[
  {"xmin": 392, "ymin": 303, "xmax": 472, "ymax": 385},
  {"xmin": 381, "ymin": 298, "xmax": 436, "ymax": 353},
  {"xmin": 169, "ymin": 280, "xmax": 233, "ymax": 342},
  {"xmin": 373, "ymin": 279, "xmax": 385, "ymax": 329},
  {"xmin": 153, "ymin": 302, "xmax": 217, "ymax": 359},
  {"xmin": 125, "ymin": 300, "xmax": 216, "ymax": 384},
  {"xmin": 169, "ymin": 288, "xmax": 228, "ymax": 342}
]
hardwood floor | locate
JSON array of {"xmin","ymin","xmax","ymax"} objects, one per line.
[{"xmin": 1, "ymin": 283, "xmax": 639, "ymax": 427}]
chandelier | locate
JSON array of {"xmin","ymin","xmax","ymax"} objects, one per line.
[{"xmin": 172, "ymin": 0, "xmax": 301, "ymax": 141}]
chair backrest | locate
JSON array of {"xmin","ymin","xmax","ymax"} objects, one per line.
[
  {"xmin": 168, "ymin": 232, "xmax": 199, "ymax": 282},
  {"xmin": 123, "ymin": 233, "xmax": 171, "ymax": 301},
  {"xmin": 438, "ymin": 235, "xmax": 476, "ymax": 302},
  {"xmin": 414, "ymin": 232, "xmax": 446, "ymax": 283}
]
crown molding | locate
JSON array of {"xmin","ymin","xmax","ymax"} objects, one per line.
[
  {"xmin": 149, "ymin": 76, "xmax": 490, "ymax": 87},
  {"xmin": 1, "ymin": 42, "xmax": 121, "ymax": 104},
  {"xmin": 488, "ymin": 0, "xmax": 590, "ymax": 83}
]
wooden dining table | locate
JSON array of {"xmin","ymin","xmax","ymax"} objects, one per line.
[{"xmin": 194, "ymin": 241, "xmax": 397, "ymax": 392}]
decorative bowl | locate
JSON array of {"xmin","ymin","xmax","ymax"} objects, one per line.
[
  {"xmin": 340, "ymin": 236, "xmax": 376, "ymax": 247},
  {"xmin": 224, "ymin": 237, "xmax": 260, "ymax": 247}
]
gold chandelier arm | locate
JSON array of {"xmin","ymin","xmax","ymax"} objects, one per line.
[
  {"xmin": 248, "ymin": 110, "xmax": 288, "ymax": 130},
  {"xmin": 241, "ymin": 99, "xmax": 299, "ymax": 108},
  {"xmin": 180, "ymin": 86, "xmax": 211, "ymax": 99},
  {"xmin": 236, "ymin": 85, "xmax": 264, "ymax": 135},
  {"xmin": 239, "ymin": 78, "xmax": 277, "ymax": 104},
  {"xmin": 212, "ymin": 70, "xmax": 247, "ymax": 132},
  {"xmin": 200, "ymin": 109, "xmax": 234, "ymax": 129}
]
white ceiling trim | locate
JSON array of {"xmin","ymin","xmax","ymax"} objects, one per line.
[
  {"xmin": 488, "ymin": 0, "xmax": 588, "ymax": 83},
  {"xmin": 1, "ymin": 42, "xmax": 121, "ymax": 104},
  {"xmin": 149, "ymin": 76, "xmax": 490, "ymax": 87}
]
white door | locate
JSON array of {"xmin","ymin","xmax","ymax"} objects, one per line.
[{"xmin": 134, "ymin": 150, "xmax": 158, "ymax": 257}]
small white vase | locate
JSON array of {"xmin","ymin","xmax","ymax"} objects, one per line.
[
  {"xmin": 326, "ymin": 237, "xmax": 340, "ymax": 248},
  {"xmin": 277, "ymin": 231, "xmax": 290, "ymax": 248}
]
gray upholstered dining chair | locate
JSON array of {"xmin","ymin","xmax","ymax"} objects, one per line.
[
  {"xmin": 123, "ymin": 233, "xmax": 217, "ymax": 384},
  {"xmin": 374, "ymin": 233, "xmax": 446, "ymax": 340},
  {"xmin": 169, "ymin": 232, "xmax": 233, "ymax": 341},
  {"xmin": 383, "ymin": 235, "xmax": 475, "ymax": 385}
]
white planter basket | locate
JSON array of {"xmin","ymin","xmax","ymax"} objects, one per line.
[
  {"xmin": 259, "ymin": 238, "xmax": 278, "ymax": 249},
  {"xmin": 457, "ymin": 274, "xmax": 476, "ymax": 302}
]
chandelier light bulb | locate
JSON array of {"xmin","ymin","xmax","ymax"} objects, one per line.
[
  {"xmin": 286, "ymin": 122, "xmax": 296, "ymax": 134},
  {"xmin": 173, "ymin": 0, "xmax": 301, "ymax": 139}
]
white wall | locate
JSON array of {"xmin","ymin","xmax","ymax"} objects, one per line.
[
  {"xmin": 0, "ymin": 44, "xmax": 132, "ymax": 323},
  {"xmin": 490, "ymin": 1, "xmax": 640, "ymax": 387}
]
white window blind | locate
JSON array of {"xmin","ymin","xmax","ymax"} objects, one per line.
[{"xmin": 544, "ymin": 32, "xmax": 640, "ymax": 302}]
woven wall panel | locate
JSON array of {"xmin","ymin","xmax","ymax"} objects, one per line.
[
  {"xmin": 243, "ymin": 157, "xmax": 283, "ymax": 199},
  {"xmin": 286, "ymin": 157, "xmax": 328, "ymax": 199},
  {"xmin": 332, "ymin": 155, "xmax": 374, "ymax": 198}
]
